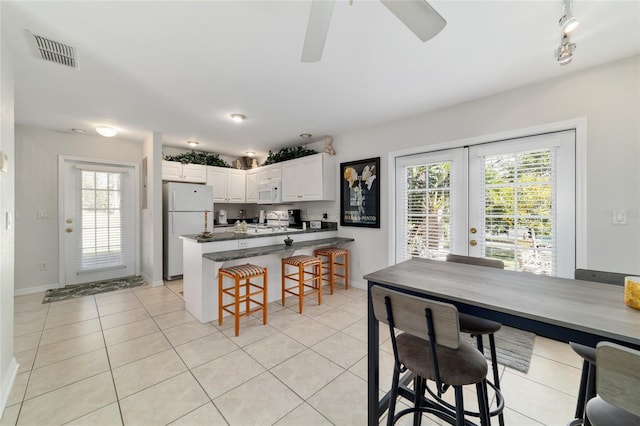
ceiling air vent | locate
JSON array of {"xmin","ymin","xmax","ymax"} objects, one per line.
[{"xmin": 27, "ymin": 30, "xmax": 77, "ymax": 68}]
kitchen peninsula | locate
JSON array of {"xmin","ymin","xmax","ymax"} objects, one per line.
[{"xmin": 181, "ymin": 224, "xmax": 353, "ymax": 323}]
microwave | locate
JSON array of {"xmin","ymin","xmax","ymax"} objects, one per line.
[{"xmin": 257, "ymin": 181, "xmax": 282, "ymax": 204}]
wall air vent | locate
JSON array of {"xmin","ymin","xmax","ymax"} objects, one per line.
[{"xmin": 27, "ymin": 30, "xmax": 77, "ymax": 68}]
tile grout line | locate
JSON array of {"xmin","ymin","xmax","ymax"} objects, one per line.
[
  {"xmin": 132, "ymin": 285, "xmax": 233, "ymax": 425},
  {"xmin": 12, "ymin": 298, "xmax": 51, "ymax": 425}
]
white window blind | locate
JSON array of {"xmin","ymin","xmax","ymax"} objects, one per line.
[
  {"xmin": 398, "ymin": 160, "xmax": 454, "ymax": 261},
  {"xmin": 479, "ymin": 148, "xmax": 557, "ymax": 275},
  {"xmin": 75, "ymin": 168, "xmax": 129, "ymax": 274}
]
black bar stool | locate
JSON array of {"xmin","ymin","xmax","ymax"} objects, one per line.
[{"xmin": 372, "ymin": 285, "xmax": 500, "ymax": 426}]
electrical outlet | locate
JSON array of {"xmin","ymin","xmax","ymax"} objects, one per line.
[
  {"xmin": 238, "ymin": 240, "xmax": 249, "ymax": 248},
  {"xmin": 39, "ymin": 261, "xmax": 48, "ymax": 270}
]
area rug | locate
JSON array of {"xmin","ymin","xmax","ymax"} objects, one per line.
[
  {"xmin": 43, "ymin": 276, "xmax": 145, "ymax": 303},
  {"xmin": 463, "ymin": 325, "xmax": 536, "ymax": 374}
]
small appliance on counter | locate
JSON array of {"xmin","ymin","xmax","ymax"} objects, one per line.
[
  {"xmin": 218, "ymin": 209, "xmax": 227, "ymax": 225},
  {"xmin": 287, "ymin": 209, "xmax": 303, "ymax": 228}
]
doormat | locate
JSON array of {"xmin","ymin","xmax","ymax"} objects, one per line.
[
  {"xmin": 42, "ymin": 276, "xmax": 145, "ymax": 303},
  {"xmin": 463, "ymin": 325, "xmax": 536, "ymax": 374}
]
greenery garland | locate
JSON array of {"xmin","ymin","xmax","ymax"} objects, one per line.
[
  {"xmin": 163, "ymin": 150, "xmax": 231, "ymax": 168},
  {"xmin": 262, "ymin": 146, "xmax": 317, "ymax": 166}
]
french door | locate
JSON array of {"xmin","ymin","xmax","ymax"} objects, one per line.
[
  {"xmin": 396, "ymin": 130, "xmax": 575, "ymax": 277},
  {"xmin": 60, "ymin": 157, "xmax": 138, "ymax": 285}
]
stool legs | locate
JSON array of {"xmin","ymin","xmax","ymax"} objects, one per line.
[
  {"xmin": 282, "ymin": 258, "xmax": 322, "ymax": 314},
  {"xmin": 218, "ymin": 266, "xmax": 268, "ymax": 337},
  {"xmin": 315, "ymin": 250, "xmax": 349, "ymax": 294}
]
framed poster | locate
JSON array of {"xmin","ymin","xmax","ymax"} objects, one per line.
[{"xmin": 340, "ymin": 157, "xmax": 380, "ymax": 228}]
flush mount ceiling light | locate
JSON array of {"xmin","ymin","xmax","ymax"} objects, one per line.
[
  {"xmin": 559, "ymin": 0, "xmax": 579, "ymax": 34},
  {"xmin": 187, "ymin": 140, "xmax": 199, "ymax": 147},
  {"xmin": 557, "ymin": 33, "xmax": 576, "ymax": 65},
  {"xmin": 230, "ymin": 114, "xmax": 246, "ymax": 123},
  {"xmin": 299, "ymin": 133, "xmax": 312, "ymax": 140},
  {"xmin": 95, "ymin": 126, "xmax": 117, "ymax": 137}
]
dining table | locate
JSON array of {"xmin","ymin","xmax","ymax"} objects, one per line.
[{"xmin": 364, "ymin": 257, "xmax": 640, "ymax": 425}]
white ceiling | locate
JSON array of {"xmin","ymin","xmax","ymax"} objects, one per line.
[{"xmin": 3, "ymin": 1, "xmax": 639, "ymax": 158}]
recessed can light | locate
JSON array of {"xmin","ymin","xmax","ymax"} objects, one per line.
[
  {"xmin": 96, "ymin": 126, "xmax": 118, "ymax": 137},
  {"xmin": 300, "ymin": 133, "xmax": 312, "ymax": 139},
  {"xmin": 187, "ymin": 140, "xmax": 199, "ymax": 147},
  {"xmin": 71, "ymin": 128, "xmax": 85, "ymax": 134},
  {"xmin": 245, "ymin": 151, "xmax": 255, "ymax": 156},
  {"xmin": 230, "ymin": 114, "xmax": 246, "ymax": 122}
]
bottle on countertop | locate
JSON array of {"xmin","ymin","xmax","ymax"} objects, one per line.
[
  {"xmin": 234, "ymin": 220, "xmax": 241, "ymax": 233},
  {"xmin": 241, "ymin": 220, "xmax": 247, "ymax": 233}
]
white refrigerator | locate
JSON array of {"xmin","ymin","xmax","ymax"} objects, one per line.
[{"xmin": 163, "ymin": 182, "xmax": 214, "ymax": 280}]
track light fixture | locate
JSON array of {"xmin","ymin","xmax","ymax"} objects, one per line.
[
  {"xmin": 557, "ymin": 33, "xmax": 576, "ymax": 65},
  {"xmin": 559, "ymin": 0, "xmax": 580, "ymax": 34},
  {"xmin": 556, "ymin": 0, "xmax": 579, "ymax": 65}
]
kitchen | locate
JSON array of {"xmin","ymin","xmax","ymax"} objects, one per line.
[{"xmin": 2, "ymin": 1, "xmax": 640, "ymax": 425}]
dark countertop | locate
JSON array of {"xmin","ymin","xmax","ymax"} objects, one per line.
[
  {"xmin": 202, "ymin": 237, "xmax": 354, "ymax": 262},
  {"xmin": 183, "ymin": 222, "xmax": 338, "ymax": 243}
]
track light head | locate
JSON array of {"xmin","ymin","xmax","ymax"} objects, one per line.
[
  {"xmin": 559, "ymin": 0, "xmax": 580, "ymax": 34},
  {"xmin": 557, "ymin": 34, "xmax": 576, "ymax": 65}
]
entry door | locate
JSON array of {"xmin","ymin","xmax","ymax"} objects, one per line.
[
  {"xmin": 395, "ymin": 130, "xmax": 575, "ymax": 278},
  {"xmin": 395, "ymin": 148, "xmax": 467, "ymax": 261},
  {"xmin": 61, "ymin": 158, "xmax": 137, "ymax": 285},
  {"xmin": 468, "ymin": 131, "xmax": 575, "ymax": 277}
]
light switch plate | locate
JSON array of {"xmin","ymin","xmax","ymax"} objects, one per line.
[
  {"xmin": 0, "ymin": 151, "xmax": 7, "ymax": 173},
  {"xmin": 612, "ymin": 209, "xmax": 627, "ymax": 225}
]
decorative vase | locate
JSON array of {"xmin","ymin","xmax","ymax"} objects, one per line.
[{"xmin": 284, "ymin": 237, "xmax": 293, "ymax": 246}]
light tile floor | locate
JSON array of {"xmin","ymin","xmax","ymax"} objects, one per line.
[{"xmin": 4, "ymin": 281, "xmax": 583, "ymax": 425}]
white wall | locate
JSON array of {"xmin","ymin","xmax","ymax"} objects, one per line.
[
  {"xmin": 0, "ymin": 18, "xmax": 18, "ymax": 417},
  {"xmin": 141, "ymin": 132, "xmax": 163, "ymax": 286},
  {"xmin": 331, "ymin": 55, "xmax": 640, "ymax": 287},
  {"xmin": 14, "ymin": 126, "xmax": 143, "ymax": 293}
]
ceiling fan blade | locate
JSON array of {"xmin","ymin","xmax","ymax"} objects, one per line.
[
  {"xmin": 301, "ymin": 0, "xmax": 336, "ymax": 63},
  {"xmin": 379, "ymin": 0, "xmax": 446, "ymax": 42}
]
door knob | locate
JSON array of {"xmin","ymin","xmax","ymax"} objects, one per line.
[
  {"xmin": 470, "ymin": 227, "xmax": 477, "ymax": 234},
  {"xmin": 66, "ymin": 227, "xmax": 73, "ymax": 233},
  {"xmin": 469, "ymin": 240, "xmax": 477, "ymax": 246}
]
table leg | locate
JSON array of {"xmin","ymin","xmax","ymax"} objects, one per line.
[{"xmin": 368, "ymin": 281, "xmax": 380, "ymax": 426}]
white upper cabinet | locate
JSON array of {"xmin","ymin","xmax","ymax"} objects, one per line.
[
  {"xmin": 162, "ymin": 161, "xmax": 207, "ymax": 183},
  {"xmin": 206, "ymin": 166, "xmax": 246, "ymax": 203},
  {"xmin": 281, "ymin": 153, "xmax": 336, "ymax": 202},
  {"xmin": 245, "ymin": 168, "xmax": 259, "ymax": 203},
  {"xmin": 258, "ymin": 163, "xmax": 282, "ymax": 184}
]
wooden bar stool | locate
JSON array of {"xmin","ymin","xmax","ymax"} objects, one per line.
[
  {"xmin": 281, "ymin": 255, "xmax": 322, "ymax": 313},
  {"xmin": 313, "ymin": 247, "xmax": 349, "ymax": 294},
  {"xmin": 218, "ymin": 263, "xmax": 268, "ymax": 336}
]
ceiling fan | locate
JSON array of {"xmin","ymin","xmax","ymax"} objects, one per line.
[{"xmin": 301, "ymin": 0, "xmax": 447, "ymax": 62}]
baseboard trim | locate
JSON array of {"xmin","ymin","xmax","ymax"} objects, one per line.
[
  {"xmin": 141, "ymin": 272, "xmax": 163, "ymax": 288},
  {"xmin": 14, "ymin": 283, "xmax": 59, "ymax": 296},
  {"xmin": 0, "ymin": 357, "xmax": 18, "ymax": 419}
]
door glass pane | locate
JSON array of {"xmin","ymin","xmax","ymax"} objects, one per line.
[
  {"xmin": 77, "ymin": 170, "xmax": 125, "ymax": 271},
  {"xmin": 482, "ymin": 148, "xmax": 555, "ymax": 275},
  {"xmin": 404, "ymin": 162, "xmax": 452, "ymax": 260}
]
